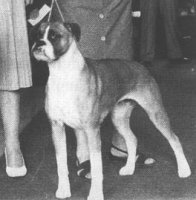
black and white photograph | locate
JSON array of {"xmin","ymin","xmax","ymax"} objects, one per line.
[{"xmin": 0, "ymin": 0, "xmax": 196, "ymax": 199}]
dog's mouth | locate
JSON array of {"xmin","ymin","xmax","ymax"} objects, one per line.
[{"xmin": 32, "ymin": 46, "xmax": 55, "ymax": 62}]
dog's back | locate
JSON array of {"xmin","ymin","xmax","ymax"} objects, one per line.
[{"xmin": 86, "ymin": 58, "xmax": 153, "ymax": 109}]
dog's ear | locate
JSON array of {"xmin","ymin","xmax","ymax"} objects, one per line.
[{"xmin": 64, "ymin": 23, "xmax": 81, "ymax": 42}]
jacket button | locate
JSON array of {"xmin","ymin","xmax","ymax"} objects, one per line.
[
  {"xmin": 99, "ymin": 13, "xmax": 104, "ymax": 19},
  {"xmin": 101, "ymin": 36, "xmax": 106, "ymax": 41}
]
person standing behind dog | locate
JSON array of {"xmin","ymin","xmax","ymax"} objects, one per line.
[
  {"xmin": 0, "ymin": 0, "xmax": 33, "ymax": 177},
  {"xmin": 51, "ymin": 0, "xmax": 155, "ymax": 179},
  {"xmin": 52, "ymin": 0, "xmax": 134, "ymax": 60},
  {"xmin": 140, "ymin": 0, "xmax": 190, "ymax": 66}
]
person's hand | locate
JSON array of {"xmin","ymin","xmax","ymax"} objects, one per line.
[
  {"xmin": 25, "ymin": 0, "xmax": 34, "ymax": 6},
  {"xmin": 29, "ymin": 9, "xmax": 39, "ymax": 20}
]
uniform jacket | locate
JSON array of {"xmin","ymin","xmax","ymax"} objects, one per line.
[{"xmin": 52, "ymin": 0, "xmax": 133, "ymax": 60}]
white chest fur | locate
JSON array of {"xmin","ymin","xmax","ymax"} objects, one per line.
[{"xmin": 45, "ymin": 41, "xmax": 89, "ymax": 128}]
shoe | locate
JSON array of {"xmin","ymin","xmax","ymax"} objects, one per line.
[
  {"xmin": 5, "ymin": 149, "xmax": 27, "ymax": 177},
  {"xmin": 110, "ymin": 144, "xmax": 155, "ymax": 167},
  {"xmin": 76, "ymin": 145, "xmax": 156, "ymax": 179},
  {"xmin": 170, "ymin": 57, "xmax": 191, "ymax": 65},
  {"xmin": 76, "ymin": 159, "xmax": 91, "ymax": 179}
]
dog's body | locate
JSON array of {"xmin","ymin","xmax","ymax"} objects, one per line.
[{"xmin": 32, "ymin": 22, "xmax": 191, "ymax": 200}]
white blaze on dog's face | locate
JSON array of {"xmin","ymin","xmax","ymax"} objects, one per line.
[{"xmin": 32, "ymin": 22, "xmax": 80, "ymax": 62}]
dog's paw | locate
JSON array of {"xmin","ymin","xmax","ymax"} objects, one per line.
[
  {"xmin": 119, "ymin": 165, "xmax": 135, "ymax": 176},
  {"xmin": 87, "ymin": 181, "xmax": 104, "ymax": 200},
  {"xmin": 178, "ymin": 165, "xmax": 191, "ymax": 178},
  {"xmin": 55, "ymin": 188, "xmax": 71, "ymax": 199},
  {"xmin": 6, "ymin": 165, "xmax": 27, "ymax": 178},
  {"xmin": 87, "ymin": 193, "xmax": 104, "ymax": 200}
]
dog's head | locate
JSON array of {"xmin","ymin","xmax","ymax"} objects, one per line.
[{"xmin": 32, "ymin": 22, "xmax": 81, "ymax": 62}]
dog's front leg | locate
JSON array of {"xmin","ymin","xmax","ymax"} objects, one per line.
[
  {"xmin": 51, "ymin": 120, "xmax": 71, "ymax": 199},
  {"xmin": 86, "ymin": 126, "xmax": 104, "ymax": 200}
]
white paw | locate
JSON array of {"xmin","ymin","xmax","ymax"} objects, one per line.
[
  {"xmin": 6, "ymin": 165, "xmax": 27, "ymax": 178},
  {"xmin": 119, "ymin": 165, "xmax": 135, "ymax": 176},
  {"xmin": 87, "ymin": 193, "xmax": 104, "ymax": 200},
  {"xmin": 55, "ymin": 188, "xmax": 71, "ymax": 199},
  {"xmin": 178, "ymin": 165, "xmax": 191, "ymax": 178}
]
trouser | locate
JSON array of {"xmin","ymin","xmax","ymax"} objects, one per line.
[{"xmin": 140, "ymin": 0, "xmax": 182, "ymax": 61}]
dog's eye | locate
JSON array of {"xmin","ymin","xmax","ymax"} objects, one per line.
[
  {"xmin": 50, "ymin": 34, "xmax": 56, "ymax": 40},
  {"xmin": 49, "ymin": 31, "xmax": 60, "ymax": 41}
]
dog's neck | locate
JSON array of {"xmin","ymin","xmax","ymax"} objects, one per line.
[{"xmin": 48, "ymin": 39, "xmax": 85, "ymax": 77}]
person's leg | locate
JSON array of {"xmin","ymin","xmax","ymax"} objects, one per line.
[
  {"xmin": 140, "ymin": 0, "xmax": 157, "ymax": 62},
  {"xmin": 0, "ymin": 90, "xmax": 27, "ymax": 177},
  {"xmin": 160, "ymin": 0, "xmax": 182, "ymax": 59}
]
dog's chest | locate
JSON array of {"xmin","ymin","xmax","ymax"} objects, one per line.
[{"xmin": 45, "ymin": 69, "xmax": 90, "ymax": 128}]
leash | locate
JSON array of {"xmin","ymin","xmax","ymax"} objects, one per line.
[{"xmin": 47, "ymin": 0, "xmax": 65, "ymax": 23}]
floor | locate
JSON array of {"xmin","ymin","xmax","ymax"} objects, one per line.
[{"xmin": 0, "ymin": 58, "xmax": 196, "ymax": 200}]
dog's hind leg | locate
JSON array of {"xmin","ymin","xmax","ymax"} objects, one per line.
[
  {"xmin": 51, "ymin": 120, "xmax": 71, "ymax": 199},
  {"xmin": 132, "ymin": 80, "xmax": 191, "ymax": 178},
  {"xmin": 75, "ymin": 130, "xmax": 89, "ymax": 162},
  {"xmin": 85, "ymin": 126, "xmax": 104, "ymax": 200},
  {"xmin": 75, "ymin": 129, "xmax": 91, "ymax": 178},
  {"xmin": 111, "ymin": 101, "xmax": 137, "ymax": 176}
]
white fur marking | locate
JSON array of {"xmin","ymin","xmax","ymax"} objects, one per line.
[
  {"xmin": 88, "ymin": 152, "xmax": 104, "ymax": 200},
  {"xmin": 43, "ymin": 25, "xmax": 50, "ymax": 41},
  {"xmin": 46, "ymin": 40, "xmax": 89, "ymax": 128}
]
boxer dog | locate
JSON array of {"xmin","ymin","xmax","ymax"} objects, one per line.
[{"xmin": 32, "ymin": 22, "xmax": 191, "ymax": 200}]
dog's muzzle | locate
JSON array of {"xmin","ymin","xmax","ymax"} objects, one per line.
[
  {"xmin": 33, "ymin": 40, "xmax": 46, "ymax": 51},
  {"xmin": 32, "ymin": 40, "xmax": 52, "ymax": 62}
]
